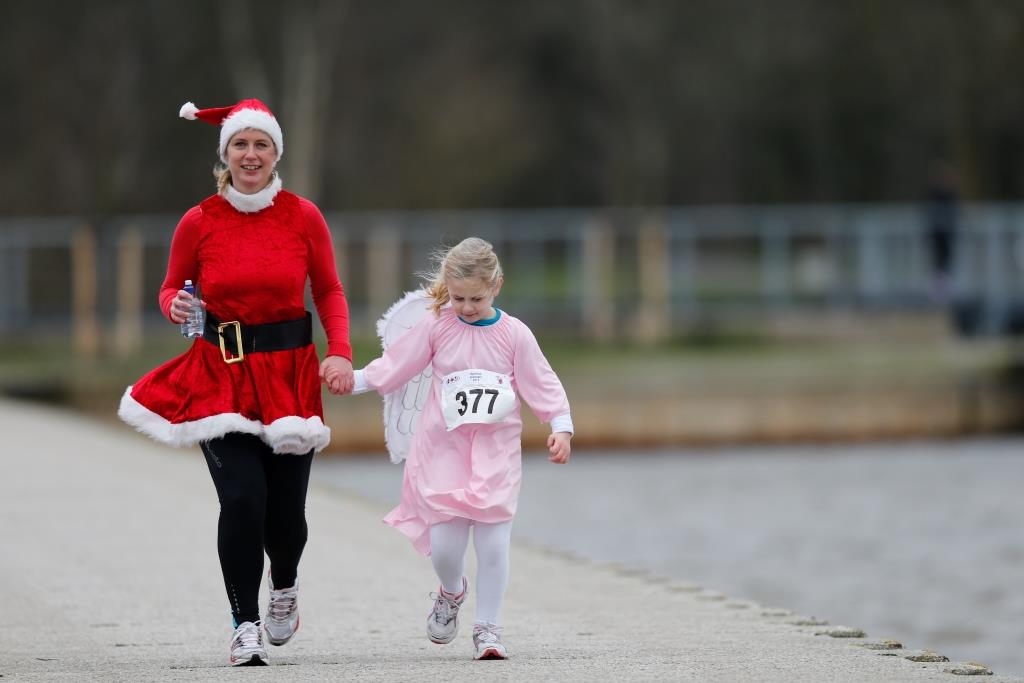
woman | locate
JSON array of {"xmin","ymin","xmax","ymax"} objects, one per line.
[{"xmin": 118, "ymin": 99, "xmax": 353, "ymax": 666}]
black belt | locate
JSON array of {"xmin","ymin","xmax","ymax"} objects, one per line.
[{"xmin": 202, "ymin": 311, "xmax": 313, "ymax": 364}]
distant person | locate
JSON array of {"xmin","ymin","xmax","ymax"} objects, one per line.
[
  {"xmin": 118, "ymin": 99, "xmax": 354, "ymax": 666},
  {"xmin": 345, "ymin": 237, "xmax": 573, "ymax": 660},
  {"xmin": 925, "ymin": 160, "xmax": 960, "ymax": 304}
]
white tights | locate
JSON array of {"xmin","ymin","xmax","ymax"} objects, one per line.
[{"xmin": 429, "ymin": 517, "xmax": 513, "ymax": 626}]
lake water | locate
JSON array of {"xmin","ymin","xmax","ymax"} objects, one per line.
[{"xmin": 312, "ymin": 439, "xmax": 1024, "ymax": 677}]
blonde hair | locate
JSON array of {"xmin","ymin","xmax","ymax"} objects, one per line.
[
  {"xmin": 214, "ymin": 164, "xmax": 232, "ymax": 194},
  {"xmin": 424, "ymin": 237, "xmax": 503, "ymax": 315}
]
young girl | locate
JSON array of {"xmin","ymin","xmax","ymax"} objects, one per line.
[{"xmin": 350, "ymin": 237, "xmax": 573, "ymax": 660}]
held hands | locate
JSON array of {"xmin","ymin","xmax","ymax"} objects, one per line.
[
  {"xmin": 169, "ymin": 288, "xmax": 206, "ymax": 324},
  {"xmin": 547, "ymin": 431, "xmax": 572, "ymax": 464},
  {"xmin": 320, "ymin": 355, "xmax": 354, "ymax": 395}
]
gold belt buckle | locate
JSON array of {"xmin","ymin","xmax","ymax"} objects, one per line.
[{"xmin": 217, "ymin": 321, "xmax": 245, "ymax": 364}]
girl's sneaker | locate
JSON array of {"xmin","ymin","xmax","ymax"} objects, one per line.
[
  {"xmin": 264, "ymin": 573, "xmax": 300, "ymax": 646},
  {"xmin": 472, "ymin": 622, "xmax": 508, "ymax": 660},
  {"xmin": 426, "ymin": 576, "xmax": 467, "ymax": 644},
  {"xmin": 229, "ymin": 621, "xmax": 268, "ymax": 666}
]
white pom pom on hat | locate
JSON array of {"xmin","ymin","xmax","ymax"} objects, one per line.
[
  {"xmin": 178, "ymin": 98, "xmax": 283, "ymax": 162},
  {"xmin": 179, "ymin": 102, "xmax": 199, "ymax": 120}
]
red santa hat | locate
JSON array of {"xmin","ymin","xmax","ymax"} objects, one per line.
[{"xmin": 179, "ymin": 99, "xmax": 284, "ymax": 162}]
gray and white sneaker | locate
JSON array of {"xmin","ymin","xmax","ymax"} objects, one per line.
[
  {"xmin": 229, "ymin": 620, "xmax": 268, "ymax": 666},
  {"xmin": 426, "ymin": 576, "xmax": 467, "ymax": 644},
  {"xmin": 472, "ymin": 622, "xmax": 508, "ymax": 660},
  {"xmin": 264, "ymin": 573, "xmax": 300, "ymax": 646}
]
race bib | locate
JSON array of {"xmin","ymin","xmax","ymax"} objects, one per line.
[{"xmin": 440, "ymin": 369, "xmax": 517, "ymax": 431}]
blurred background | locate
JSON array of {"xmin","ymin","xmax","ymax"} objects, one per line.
[{"xmin": 5, "ymin": 0, "xmax": 1024, "ymax": 675}]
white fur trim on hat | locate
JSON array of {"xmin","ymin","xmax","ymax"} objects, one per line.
[
  {"xmin": 219, "ymin": 108, "xmax": 284, "ymax": 162},
  {"xmin": 179, "ymin": 102, "xmax": 199, "ymax": 120},
  {"xmin": 117, "ymin": 387, "xmax": 329, "ymax": 454}
]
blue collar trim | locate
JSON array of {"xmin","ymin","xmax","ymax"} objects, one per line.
[{"xmin": 460, "ymin": 309, "xmax": 502, "ymax": 326}]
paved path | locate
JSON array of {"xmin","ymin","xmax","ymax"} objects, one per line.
[{"xmin": 1, "ymin": 398, "xmax": 1018, "ymax": 681}]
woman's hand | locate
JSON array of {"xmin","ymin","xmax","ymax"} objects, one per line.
[
  {"xmin": 320, "ymin": 355, "xmax": 354, "ymax": 395},
  {"xmin": 169, "ymin": 289, "xmax": 206, "ymax": 324},
  {"xmin": 547, "ymin": 432, "xmax": 572, "ymax": 464}
]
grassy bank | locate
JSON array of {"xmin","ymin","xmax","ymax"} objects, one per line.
[{"xmin": 2, "ymin": 331, "xmax": 1021, "ymax": 444}]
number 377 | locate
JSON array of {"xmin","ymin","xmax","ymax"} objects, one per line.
[{"xmin": 455, "ymin": 388, "xmax": 499, "ymax": 416}]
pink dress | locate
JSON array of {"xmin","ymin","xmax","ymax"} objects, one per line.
[{"xmin": 362, "ymin": 308, "xmax": 570, "ymax": 555}]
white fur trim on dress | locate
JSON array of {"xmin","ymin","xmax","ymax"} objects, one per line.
[
  {"xmin": 219, "ymin": 109, "xmax": 284, "ymax": 161},
  {"xmin": 179, "ymin": 101, "xmax": 199, "ymax": 120},
  {"xmin": 118, "ymin": 386, "xmax": 330, "ymax": 455},
  {"xmin": 223, "ymin": 173, "xmax": 282, "ymax": 213}
]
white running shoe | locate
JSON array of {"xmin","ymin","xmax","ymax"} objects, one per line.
[
  {"xmin": 426, "ymin": 576, "xmax": 467, "ymax": 644},
  {"xmin": 264, "ymin": 573, "xmax": 300, "ymax": 646},
  {"xmin": 472, "ymin": 622, "xmax": 508, "ymax": 660},
  {"xmin": 229, "ymin": 621, "xmax": 268, "ymax": 666}
]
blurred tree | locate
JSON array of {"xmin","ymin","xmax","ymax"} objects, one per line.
[
  {"xmin": 6, "ymin": 0, "xmax": 1024, "ymax": 213},
  {"xmin": 217, "ymin": 0, "xmax": 349, "ymax": 201}
]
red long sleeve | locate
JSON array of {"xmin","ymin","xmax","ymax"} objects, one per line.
[
  {"xmin": 157, "ymin": 193, "xmax": 352, "ymax": 361},
  {"xmin": 300, "ymin": 198, "xmax": 352, "ymax": 360},
  {"xmin": 159, "ymin": 206, "xmax": 203, "ymax": 322}
]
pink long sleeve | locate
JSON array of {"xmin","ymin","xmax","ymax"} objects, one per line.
[
  {"xmin": 512, "ymin": 324, "xmax": 571, "ymax": 424},
  {"xmin": 363, "ymin": 314, "xmax": 435, "ymax": 394}
]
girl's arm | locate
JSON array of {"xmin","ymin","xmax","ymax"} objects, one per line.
[
  {"xmin": 353, "ymin": 314, "xmax": 435, "ymax": 395},
  {"xmin": 513, "ymin": 323, "xmax": 574, "ymax": 446}
]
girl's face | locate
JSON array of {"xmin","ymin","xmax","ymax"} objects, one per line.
[
  {"xmin": 448, "ymin": 276, "xmax": 502, "ymax": 322},
  {"xmin": 226, "ymin": 129, "xmax": 277, "ymax": 194}
]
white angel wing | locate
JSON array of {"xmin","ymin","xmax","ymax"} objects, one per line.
[{"xmin": 376, "ymin": 290, "xmax": 433, "ymax": 464}]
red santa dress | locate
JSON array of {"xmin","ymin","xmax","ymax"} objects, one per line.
[{"xmin": 117, "ymin": 177, "xmax": 351, "ymax": 455}]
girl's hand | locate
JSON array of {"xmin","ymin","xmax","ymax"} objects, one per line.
[
  {"xmin": 547, "ymin": 432, "xmax": 572, "ymax": 464},
  {"xmin": 169, "ymin": 289, "xmax": 206, "ymax": 324},
  {"xmin": 320, "ymin": 355, "xmax": 354, "ymax": 395}
]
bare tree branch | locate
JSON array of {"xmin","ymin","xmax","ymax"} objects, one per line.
[{"xmin": 279, "ymin": 0, "xmax": 350, "ymax": 200}]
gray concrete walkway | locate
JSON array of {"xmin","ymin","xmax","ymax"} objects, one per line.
[{"xmin": 1, "ymin": 398, "xmax": 1018, "ymax": 682}]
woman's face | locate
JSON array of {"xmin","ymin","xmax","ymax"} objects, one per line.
[{"xmin": 226, "ymin": 129, "xmax": 277, "ymax": 194}]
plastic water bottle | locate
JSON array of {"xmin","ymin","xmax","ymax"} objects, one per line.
[{"xmin": 180, "ymin": 280, "xmax": 205, "ymax": 338}]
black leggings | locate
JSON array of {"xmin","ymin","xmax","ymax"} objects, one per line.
[{"xmin": 200, "ymin": 433, "xmax": 314, "ymax": 625}]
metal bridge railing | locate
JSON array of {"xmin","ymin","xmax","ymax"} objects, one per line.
[{"xmin": 2, "ymin": 203, "xmax": 1022, "ymax": 353}]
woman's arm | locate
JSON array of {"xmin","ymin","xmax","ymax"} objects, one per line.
[
  {"xmin": 158, "ymin": 206, "xmax": 203, "ymax": 323},
  {"xmin": 301, "ymin": 199, "xmax": 354, "ymax": 395},
  {"xmin": 302, "ymin": 199, "xmax": 352, "ymax": 362}
]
